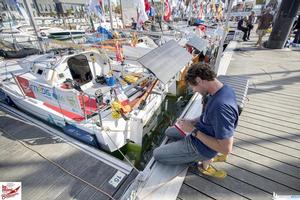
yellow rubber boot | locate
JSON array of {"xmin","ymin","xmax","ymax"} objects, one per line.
[
  {"xmin": 213, "ymin": 154, "xmax": 228, "ymax": 163},
  {"xmin": 198, "ymin": 165, "xmax": 227, "ymax": 179}
]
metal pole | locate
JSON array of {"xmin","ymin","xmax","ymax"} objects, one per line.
[
  {"xmin": 11, "ymin": 73, "xmax": 26, "ymax": 98},
  {"xmin": 188, "ymin": 0, "xmax": 193, "ymax": 25},
  {"xmin": 23, "ymin": 0, "xmax": 45, "ymax": 53},
  {"xmin": 214, "ymin": 0, "xmax": 233, "ymax": 74},
  {"xmin": 108, "ymin": 0, "xmax": 114, "ymax": 30},
  {"xmin": 161, "ymin": 0, "xmax": 164, "ymax": 22},
  {"xmin": 267, "ymin": 0, "xmax": 300, "ymax": 49},
  {"xmin": 120, "ymin": 0, "xmax": 125, "ymax": 28},
  {"xmin": 4, "ymin": 0, "xmax": 17, "ymax": 44}
]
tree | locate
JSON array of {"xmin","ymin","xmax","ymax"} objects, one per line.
[
  {"xmin": 115, "ymin": 5, "xmax": 121, "ymax": 14},
  {"xmin": 49, "ymin": 11, "xmax": 56, "ymax": 17},
  {"xmin": 66, "ymin": 8, "xmax": 72, "ymax": 17}
]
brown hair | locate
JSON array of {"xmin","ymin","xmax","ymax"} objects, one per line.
[{"xmin": 184, "ymin": 63, "xmax": 216, "ymax": 85}]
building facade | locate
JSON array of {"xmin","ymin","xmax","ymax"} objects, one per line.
[{"xmin": 0, "ymin": 0, "xmax": 86, "ymax": 19}]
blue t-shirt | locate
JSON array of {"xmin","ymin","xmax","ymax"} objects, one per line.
[{"xmin": 191, "ymin": 84, "xmax": 239, "ymax": 159}]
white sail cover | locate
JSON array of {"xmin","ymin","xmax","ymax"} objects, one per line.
[{"xmin": 138, "ymin": 40, "xmax": 192, "ymax": 84}]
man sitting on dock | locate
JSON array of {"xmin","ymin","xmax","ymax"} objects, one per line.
[{"xmin": 153, "ymin": 63, "xmax": 239, "ymax": 178}]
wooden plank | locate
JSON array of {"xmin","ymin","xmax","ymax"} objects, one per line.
[
  {"xmin": 177, "ymin": 183, "xmax": 214, "ymax": 200},
  {"xmin": 227, "ymin": 154, "xmax": 300, "ymax": 191},
  {"xmin": 250, "ymin": 89, "xmax": 300, "ymax": 100},
  {"xmin": 236, "ymin": 124, "xmax": 300, "ymax": 147},
  {"xmin": 240, "ymin": 117, "xmax": 299, "ymax": 141},
  {"xmin": 113, "ymin": 170, "xmax": 139, "ymax": 199},
  {"xmin": 234, "ymin": 132, "xmax": 300, "ymax": 160},
  {"xmin": 0, "ymin": 114, "xmax": 133, "ymax": 200},
  {"xmin": 244, "ymin": 107, "xmax": 300, "ymax": 125},
  {"xmin": 215, "ymin": 161, "xmax": 300, "ymax": 195},
  {"xmin": 246, "ymin": 98, "xmax": 300, "ymax": 113},
  {"xmin": 75, "ymin": 186, "xmax": 109, "ymax": 200},
  {"xmin": 136, "ymin": 163, "xmax": 188, "ymax": 200},
  {"xmin": 33, "ymin": 154, "xmax": 100, "ymax": 200},
  {"xmin": 250, "ymin": 86, "xmax": 300, "ymax": 99},
  {"xmin": 76, "ymin": 160, "xmax": 118, "ymax": 194},
  {"xmin": 36, "ymin": 174, "xmax": 88, "ymax": 200},
  {"xmin": 0, "ymin": 151, "xmax": 40, "ymax": 183},
  {"xmin": 244, "ymin": 103, "xmax": 300, "ymax": 120},
  {"xmin": 20, "ymin": 160, "xmax": 67, "ymax": 200},
  {"xmin": 241, "ymin": 112, "xmax": 300, "ymax": 131},
  {"xmin": 232, "ymin": 146, "xmax": 300, "ymax": 178},
  {"xmin": 247, "ymin": 92, "xmax": 300, "ymax": 105},
  {"xmin": 237, "ymin": 117, "xmax": 300, "ymax": 141},
  {"xmin": 183, "ymin": 171, "xmax": 248, "ymax": 200},
  {"xmin": 86, "ymin": 191, "xmax": 111, "ymax": 200},
  {"xmin": 188, "ymin": 167, "xmax": 271, "ymax": 200},
  {"xmin": 246, "ymin": 95, "xmax": 300, "ymax": 110}
]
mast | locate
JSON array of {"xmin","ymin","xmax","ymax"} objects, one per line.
[
  {"xmin": 188, "ymin": 0, "xmax": 193, "ymax": 25},
  {"xmin": 108, "ymin": 0, "xmax": 114, "ymax": 30},
  {"xmin": 23, "ymin": 0, "xmax": 45, "ymax": 53},
  {"xmin": 4, "ymin": 0, "xmax": 16, "ymax": 46},
  {"xmin": 120, "ymin": 0, "xmax": 125, "ymax": 28},
  {"xmin": 161, "ymin": 0, "xmax": 164, "ymax": 22},
  {"xmin": 214, "ymin": 0, "xmax": 233, "ymax": 74}
]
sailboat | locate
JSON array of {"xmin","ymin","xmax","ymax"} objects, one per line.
[{"xmin": 0, "ymin": 40, "xmax": 192, "ymax": 152}]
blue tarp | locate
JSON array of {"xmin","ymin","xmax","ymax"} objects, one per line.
[
  {"xmin": 97, "ymin": 26, "xmax": 113, "ymax": 39},
  {"xmin": 86, "ymin": 26, "xmax": 113, "ymax": 43}
]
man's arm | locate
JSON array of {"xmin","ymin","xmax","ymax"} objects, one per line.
[
  {"xmin": 194, "ymin": 130, "xmax": 233, "ymax": 155},
  {"xmin": 177, "ymin": 116, "xmax": 234, "ymax": 155}
]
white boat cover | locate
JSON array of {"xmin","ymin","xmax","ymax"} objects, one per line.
[
  {"xmin": 186, "ymin": 35, "xmax": 208, "ymax": 54},
  {"xmin": 123, "ymin": 45, "xmax": 152, "ymax": 60},
  {"xmin": 137, "ymin": 40, "xmax": 192, "ymax": 84}
]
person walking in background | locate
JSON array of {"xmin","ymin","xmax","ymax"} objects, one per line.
[
  {"xmin": 247, "ymin": 11, "xmax": 255, "ymax": 40},
  {"xmin": 255, "ymin": 8, "xmax": 273, "ymax": 48},
  {"xmin": 131, "ymin": 17, "xmax": 137, "ymax": 30},
  {"xmin": 238, "ymin": 16, "xmax": 249, "ymax": 41},
  {"xmin": 293, "ymin": 15, "xmax": 300, "ymax": 44}
]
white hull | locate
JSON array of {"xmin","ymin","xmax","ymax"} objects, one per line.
[
  {"xmin": 0, "ymin": 41, "xmax": 190, "ymax": 152},
  {"xmin": 1, "ymin": 81, "xmax": 165, "ymax": 152}
]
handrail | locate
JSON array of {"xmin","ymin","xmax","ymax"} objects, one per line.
[{"xmin": 10, "ymin": 72, "xmax": 26, "ymax": 98}]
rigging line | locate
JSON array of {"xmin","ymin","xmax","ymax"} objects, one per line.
[
  {"xmin": 0, "ymin": 127, "xmax": 116, "ymax": 200},
  {"xmin": 102, "ymin": 127, "xmax": 140, "ymax": 173}
]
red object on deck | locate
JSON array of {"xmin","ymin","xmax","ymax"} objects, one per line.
[{"xmin": 78, "ymin": 95, "xmax": 98, "ymax": 115}]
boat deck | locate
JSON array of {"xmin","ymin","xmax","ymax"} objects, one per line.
[
  {"xmin": 0, "ymin": 108, "xmax": 138, "ymax": 200},
  {"xmin": 177, "ymin": 41, "xmax": 300, "ymax": 199}
]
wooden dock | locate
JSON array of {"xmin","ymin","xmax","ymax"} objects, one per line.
[
  {"xmin": 177, "ymin": 42, "xmax": 300, "ymax": 199},
  {"xmin": 0, "ymin": 106, "xmax": 138, "ymax": 200}
]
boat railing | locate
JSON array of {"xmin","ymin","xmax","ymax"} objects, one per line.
[{"xmin": 8, "ymin": 72, "xmax": 26, "ymax": 98}]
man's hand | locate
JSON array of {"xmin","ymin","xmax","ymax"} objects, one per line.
[{"xmin": 176, "ymin": 119, "xmax": 195, "ymax": 133}]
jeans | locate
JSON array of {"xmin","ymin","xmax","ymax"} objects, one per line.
[
  {"xmin": 153, "ymin": 127, "xmax": 210, "ymax": 165},
  {"xmin": 238, "ymin": 27, "xmax": 248, "ymax": 40},
  {"xmin": 256, "ymin": 29, "xmax": 267, "ymax": 47},
  {"xmin": 247, "ymin": 24, "xmax": 254, "ymax": 39}
]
